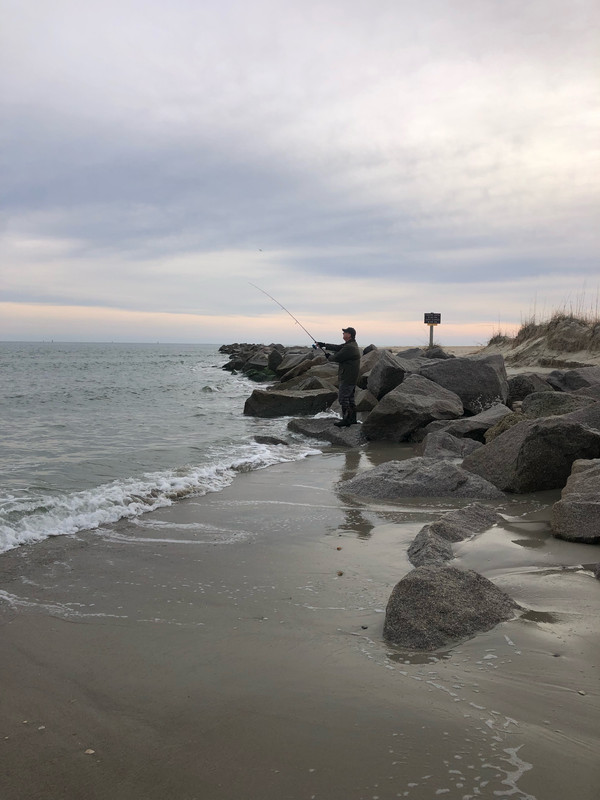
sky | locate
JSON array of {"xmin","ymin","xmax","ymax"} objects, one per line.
[{"xmin": 1, "ymin": 0, "xmax": 599, "ymax": 346}]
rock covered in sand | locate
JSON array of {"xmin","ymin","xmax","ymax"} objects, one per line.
[
  {"xmin": 337, "ymin": 457, "xmax": 503, "ymax": 500},
  {"xmin": 383, "ymin": 566, "xmax": 519, "ymax": 650},
  {"xmin": 408, "ymin": 503, "xmax": 502, "ymax": 567}
]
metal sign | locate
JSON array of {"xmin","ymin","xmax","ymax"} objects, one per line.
[{"xmin": 424, "ymin": 312, "xmax": 441, "ymax": 325}]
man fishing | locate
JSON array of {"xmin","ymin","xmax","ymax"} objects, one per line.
[{"xmin": 316, "ymin": 327, "xmax": 361, "ymax": 427}]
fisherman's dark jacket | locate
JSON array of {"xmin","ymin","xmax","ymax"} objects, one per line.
[{"xmin": 323, "ymin": 340, "xmax": 361, "ymax": 386}]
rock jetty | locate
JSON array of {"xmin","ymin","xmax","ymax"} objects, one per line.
[{"xmin": 221, "ymin": 341, "xmax": 600, "ymax": 649}]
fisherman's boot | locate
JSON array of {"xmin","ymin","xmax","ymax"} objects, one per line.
[
  {"xmin": 346, "ymin": 409, "xmax": 358, "ymax": 425},
  {"xmin": 334, "ymin": 409, "xmax": 350, "ymax": 427}
]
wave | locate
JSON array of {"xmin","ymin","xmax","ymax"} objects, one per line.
[{"xmin": 0, "ymin": 441, "xmax": 322, "ymax": 555}]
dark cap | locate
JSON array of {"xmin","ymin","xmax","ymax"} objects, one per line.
[{"xmin": 342, "ymin": 327, "xmax": 356, "ymax": 338}]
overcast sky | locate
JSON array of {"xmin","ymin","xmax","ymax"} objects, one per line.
[{"xmin": 2, "ymin": 0, "xmax": 599, "ymax": 345}]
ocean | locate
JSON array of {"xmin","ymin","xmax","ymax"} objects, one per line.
[{"xmin": 0, "ymin": 341, "xmax": 323, "ymax": 554}]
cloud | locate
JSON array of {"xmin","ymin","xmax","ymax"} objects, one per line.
[{"xmin": 1, "ymin": 0, "xmax": 599, "ymax": 343}]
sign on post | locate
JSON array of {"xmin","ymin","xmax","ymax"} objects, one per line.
[{"xmin": 424, "ymin": 312, "xmax": 441, "ymax": 347}]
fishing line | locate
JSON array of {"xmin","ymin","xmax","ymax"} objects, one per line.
[{"xmin": 249, "ymin": 282, "xmax": 321, "ymax": 346}]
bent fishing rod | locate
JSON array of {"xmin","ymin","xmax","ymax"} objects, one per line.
[{"xmin": 249, "ymin": 282, "xmax": 324, "ymax": 350}]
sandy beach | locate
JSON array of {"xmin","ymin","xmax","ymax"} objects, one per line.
[{"xmin": 1, "ymin": 443, "xmax": 599, "ymax": 800}]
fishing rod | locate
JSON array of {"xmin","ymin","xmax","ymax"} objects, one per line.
[{"xmin": 249, "ymin": 282, "xmax": 323, "ymax": 348}]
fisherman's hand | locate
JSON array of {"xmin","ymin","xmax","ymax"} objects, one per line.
[
  {"xmin": 316, "ymin": 341, "xmax": 326, "ymax": 348},
  {"xmin": 324, "ymin": 352, "xmax": 330, "ymax": 359}
]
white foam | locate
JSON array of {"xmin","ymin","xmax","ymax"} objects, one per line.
[{"xmin": 0, "ymin": 441, "xmax": 322, "ymax": 554}]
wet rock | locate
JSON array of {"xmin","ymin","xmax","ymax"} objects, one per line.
[
  {"xmin": 383, "ymin": 566, "xmax": 519, "ymax": 650},
  {"xmin": 287, "ymin": 417, "xmax": 366, "ymax": 447},
  {"xmin": 462, "ymin": 417, "xmax": 600, "ymax": 492},
  {"xmin": 337, "ymin": 457, "xmax": 503, "ymax": 501},
  {"xmin": 243, "ymin": 388, "xmax": 337, "ymax": 418},
  {"xmin": 408, "ymin": 503, "xmax": 502, "ymax": 567},
  {"xmin": 253, "ymin": 435, "xmax": 289, "ymax": 446},
  {"xmin": 551, "ymin": 459, "xmax": 600, "ymax": 544}
]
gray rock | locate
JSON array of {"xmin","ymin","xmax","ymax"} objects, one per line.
[
  {"xmin": 279, "ymin": 353, "xmax": 324, "ymax": 382},
  {"xmin": 484, "ymin": 411, "xmax": 527, "ymax": 443},
  {"xmin": 562, "ymin": 402, "xmax": 600, "ymax": 432},
  {"xmin": 417, "ymin": 403, "xmax": 513, "ymax": 444},
  {"xmin": 383, "ymin": 566, "xmax": 519, "ymax": 650},
  {"xmin": 355, "ymin": 388, "xmax": 378, "ymax": 413},
  {"xmin": 522, "ymin": 391, "xmax": 596, "ymax": 418},
  {"xmin": 408, "ymin": 503, "xmax": 501, "ymax": 567},
  {"xmin": 573, "ymin": 384, "xmax": 600, "ymax": 401},
  {"xmin": 362, "ymin": 374, "xmax": 463, "ymax": 443},
  {"xmin": 420, "ymin": 354, "xmax": 509, "ymax": 415},
  {"xmin": 274, "ymin": 350, "xmax": 313, "ymax": 377},
  {"xmin": 397, "ymin": 347, "xmax": 427, "ymax": 359},
  {"xmin": 295, "ymin": 376, "xmax": 338, "ymax": 392},
  {"xmin": 337, "ymin": 457, "xmax": 503, "ymax": 500},
  {"xmin": 267, "ymin": 348, "xmax": 284, "ymax": 371},
  {"xmin": 407, "ymin": 530, "xmax": 454, "ymax": 567},
  {"xmin": 424, "ymin": 346, "xmax": 455, "ymax": 360},
  {"xmin": 462, "ymin": 417, "xmax": 600, "ymax": 492},
  {"xmin": 366, "ymin": 350, "xmax": 415, "ymax": 399},
  {"xmin": 243, "ymin": 388, "xmax": 337, "ymax": 418},
  {"xmin": 287, "ymin": 417, "xmax": 366, "ymax": 447},
  {"xmin": 551, "ymin": 459, "xmax": 600, "ymax": 544},
  {"xmin": 420, "ymin": 502, "xmax": 501, "ymax": 544},
  {"xmin": 507, "ymin": 373, "xmax": 554, "ymax": 403},
  {"xmin": 546, "ymin": 366, "xmax": 600, "ymax": 392},
  {"xmin": 253, "ymin": 435, "xmax": 289, "ymax": 446},
  {"xmin": 414, "ymin": 431, "xmax": 483, "ymax": 459}
]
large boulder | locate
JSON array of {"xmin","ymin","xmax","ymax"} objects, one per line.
[
  {"xmin": 521, "ymin": 391, "xmax": 596, "ymax": 418},
  {"xmin": 337, "ymin": 457, "xmax": 503, "ymax": 500},
  {"xmin": 462, "ymin": 417, "xmax": 600, "ymax": 492},
  {"xmin": 414, "ymin": 431, "xmax": 482, "ymax": 460},
  {"xmin": 420, "ymin": 354, "xmax": 508, "ymax": 415},
  {"xmin": 243, "ymin": 388, "xmax": 337, "ymax": 418},
  {"xmin": 383, "ymin": 566, "xmax": 519, "ymax": 650},
  {"xmin": 362, "ymin": 374, "xmax": 463, "ymax": 442},
  {"xmin": 546, "ymin": 366, "xmax": 600, "ymax": 392},
  {"xmin": 551, "ymin": 459, "xmax": 600, "ymax": 544},
  {"xmin": 287, "ymin": 417, "xmax": 366, "ymax": 447},
  {"xmin": 408, "ymin": 503, "xmax": 501, "ymax": 567},
  {"xmin": 366, "ymin": 351, "xmax": 422, "ymax": 399}
]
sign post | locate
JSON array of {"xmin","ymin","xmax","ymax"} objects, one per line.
[{"xmin": 424, "ymin": 312, "xmax": 441, "ymax": 348}]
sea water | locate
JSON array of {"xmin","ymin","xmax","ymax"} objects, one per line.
[{"xmin": 0, "ymin": 342, "xmax": 322, "ymax": 554}]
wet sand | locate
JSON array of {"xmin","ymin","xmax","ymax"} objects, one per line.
[{"xmin": 1, "ymin": 448, "xmax": 599, "ymax": 800}]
